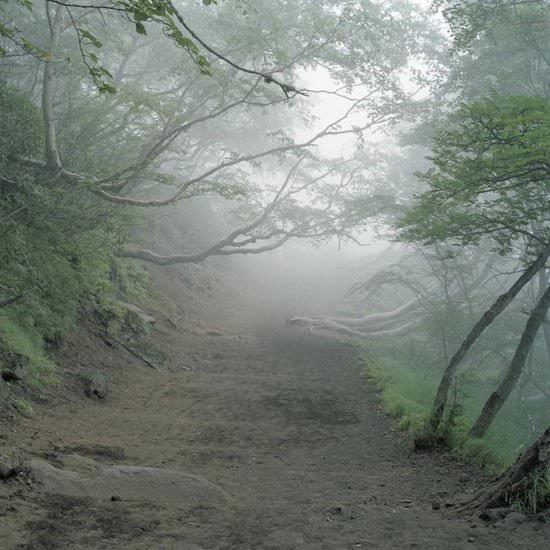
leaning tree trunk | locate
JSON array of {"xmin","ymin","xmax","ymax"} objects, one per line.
[
  {"xmin": 460, "ymin": 425, "xmax": 550, "ymax": 511},
  {"xmin": 418, "ymin": 245, "xmax": 550, "ymax": 445},
  {"xmin": 468, "ymin": 283, "xmax": 550, "ymax": 439},
  {"xmin": 537, "ymin": 269, "xmax": 550, "ymax": 365}
]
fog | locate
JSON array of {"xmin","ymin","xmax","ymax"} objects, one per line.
[{"xmin": 1, "ymin": 0, "xmax": 550, "ymax": 538}]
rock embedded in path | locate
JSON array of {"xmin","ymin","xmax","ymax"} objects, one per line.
[
  {"xmin": 85, "ymin": 370, "xmax": 108, "ymax": 399},
  {"xmin": 0, "ymin": 446, "xmax": 23, "ymax": 479},
  {"xmin": 29, "ymin": 455, "xmax": 230, "ymax": 506},
  {"xmin": 0, "ymin": 352, "xmax": 29, "ymax": 383}
]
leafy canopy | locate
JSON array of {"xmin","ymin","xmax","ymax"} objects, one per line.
[
  {"xmin": 401, "ymin": 96, "xmax": 550, "ymax": 253},
  {"xmin": 0, "ymin": 0, "xmax": 216, "ymax": 93}
]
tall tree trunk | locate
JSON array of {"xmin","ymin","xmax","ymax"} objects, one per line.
[
  {"xmin": 417, "ymin": 245, "xmax": 550, "ymax": 445},
  {"xmin": 461, "ymin": 425, "xmax": 550, "ymax": 511},
  {"xmin": 468, "ymin": 283, "xmax": 550, "ymax": 439},
  {"xmin": 42, "ymin": 4, "xmax": 63, "ymax": 170},
  {"xmin": 537, "ymin": 269, "xmax": 550, "ymax": 364}
]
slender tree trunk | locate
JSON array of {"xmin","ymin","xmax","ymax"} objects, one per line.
[
  {"xmin": 460, "ymin": 425, "xmax": 550, "ymax": 511},
  {"xmin": 418, "ymin": 245, "xmax": 550, "ymax": 444},
  {"xmin": 468, "ymin": 283, "xmax": 550, "ymax": 438},
  {"xmin": 42, "ymin": 4, "xmax": 63, "ymax": 170},
  {"xmin": 537, "ymin": 269, "xmax": 550, "ymax": 364}
]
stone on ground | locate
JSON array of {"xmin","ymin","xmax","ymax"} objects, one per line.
[
  {"xmin": 30, "ymin": 455, "xmax": 230, "ymax": 505},
  {"xmin": 0, "ymin": 446, "xmax": 23, "ymax": 479}
]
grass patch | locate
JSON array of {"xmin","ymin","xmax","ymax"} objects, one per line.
[
  {"xmin": 516, "ymin": 469, "xmax": 550, "ymax": 516},
  {"xmin": 363, "ymin": 341, "xmax": 546, "ymax": 472},
  {"xmin": 365, "ymin": 349, "xmax": 436, "ymax": 436},
  {"xmin": 12, "ymin": 397, "xmax": 34, "ymax": 417}
]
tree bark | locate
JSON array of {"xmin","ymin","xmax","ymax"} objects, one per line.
[
  {"xmin": 418, "ymin": 245, "xmax": 550, "ymax": 443},
  {"xmin": 537, "ymin": 269, "xmax": 550, "ymax": 365},
  {"xmin": 461, "ymin": 425, "xmax": 550, "ymax": 511},
  {"xmin": 288, "ymin": 315, "xmax": 428, "ymax": 339},
  {"xmin": 468, "ymin": 283, "xmax": 550, "ymax": 438},
  {"xmin": 42, "ymin": 4, "xmax": 63, "ymax": 170}
]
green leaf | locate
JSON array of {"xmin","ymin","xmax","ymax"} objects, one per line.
[
  {"xmin": 135, "ymin": 21, "xmax": 147, "ymax": 35},
  {"xmin": 133, "ymin": 10, "xmax": 149, "ymax": 22},
  {"xmin": 77, "ymin": 28, "xmax": 102, "ymax": 49},
  {"xmin": 98, "ymin": 83, "xmax": 117, "ymax": 94}
]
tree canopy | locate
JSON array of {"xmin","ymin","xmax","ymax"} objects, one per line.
[{"xmin": 402, "ymin": 96, "xmax": 550, "ymax": 254}]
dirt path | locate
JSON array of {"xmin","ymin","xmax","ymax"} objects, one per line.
[{"xmin": 1, "ymin": 310, "xmax": 549, "ymax": 548}]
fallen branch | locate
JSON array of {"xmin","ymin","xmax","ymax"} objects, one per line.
[{"xmin": 288, "ymin": 315, "xmax": 427, "ymax": 339}]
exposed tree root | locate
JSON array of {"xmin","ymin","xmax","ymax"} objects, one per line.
[{"xmin": 458, "ymin": 426, "xmax": 550, "ymax": 513}]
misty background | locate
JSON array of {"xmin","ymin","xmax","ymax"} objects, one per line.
[{"xmin": 1, "ymin": 0, "xmax": 550, "ymax": 522}]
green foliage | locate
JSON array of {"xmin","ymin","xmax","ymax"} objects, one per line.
[
  {"xmin": 402, "ymin": 96, "xmax": 550, "ymax": 254},
  {"xmin": 12, "ymin": 397, "xmax": 33, "ymax": 416},
  {"xmin": 366, "ymin": 347, "xmax": 549, "ymax": 469},
  {"xmin": 1, "ymin": 0, "xmax": 214, "ymax": 93},
  {"xmin": 515, "ymin": 469, "xmax": 550, "ymax": 516},
  {"xmin": 111, "ymin": 260, "xmax": 149, "ymax": 303},
  {"xmin": 0, "ymin": 84, "xmax": 127, "ymax": 337},
  {"xmin": 436, "ymin": 0, "xmax": 549, "ymax": 64},
  {"xmin": 0, "ymin": 0, "xmax": 49, "ymax": 59},
  {"xmin": 0, "ymin": 84, "xmax": 42, "ymax": 173},
  {"xmin": 362, "ymin": 300, "xmax": 550, "ymax": 471},
  {"xmin": 0, "ymin": 318, "xmax": 58, "ymax": 389},
  {"xmin": 448, "ymin": 2, "xmax": 550, "ymax": 99},
  {"xmin": 0, "ymin": 84, "xmax": 133, "ymax": 405}
]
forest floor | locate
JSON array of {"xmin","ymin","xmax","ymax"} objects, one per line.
[{"xmin": 1, "ymin": 264, "xmax": 550, "ymax": 549}]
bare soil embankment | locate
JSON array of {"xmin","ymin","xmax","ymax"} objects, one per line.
[{"xmin": 1, "ymin": 264, "xmax": 549, "ymax": 549}]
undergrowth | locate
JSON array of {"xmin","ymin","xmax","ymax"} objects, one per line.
[
  {"xmin": 0, "ymin": 317, "xmax": 58, "ymax": 389},
  {"xmin": 513, "ymin": 469, "xmax": 550, "ymax": 516},
  {"xmin": 363, "ymin": 339, "xmax": 549, "ymax": 473}
]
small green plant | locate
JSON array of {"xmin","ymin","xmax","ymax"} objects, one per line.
[
  {"xmin": 12, "ymin": 397, "xmax": 33, "ymax": 417},
  {"xmin": 513, "ymin": 468, "xmax": 550, "ymax": 516}
]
